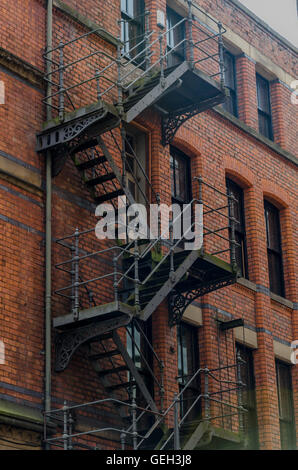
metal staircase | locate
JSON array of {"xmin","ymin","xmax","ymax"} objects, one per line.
[{"xmin": 37, "ymin": 1, "xmax": 247, "ymax": 450}]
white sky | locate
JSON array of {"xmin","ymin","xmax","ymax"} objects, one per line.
[{"xmin": 239, "ymin": 0, "xmax": 298, "ymax": 47}]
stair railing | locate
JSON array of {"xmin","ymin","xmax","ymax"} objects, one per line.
[
  {"xmin": 43, "ymin": 3, "xmax": 226, "ymax": 119},
  {"xmin": 55, "ymin": 176, "xmax": 239, "ymax": 321}
]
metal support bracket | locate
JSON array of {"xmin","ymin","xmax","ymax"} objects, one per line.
[
  {"xmin": 168, "ymin": 274, "xmax": 237, "ymax": 327},
  {"xmin": 55, "ymin": 314, "xmax": 132, "ymax": 372},
  {"xmin": 161, "ymin": 93, "xmax": 226, "ymax": 146}
]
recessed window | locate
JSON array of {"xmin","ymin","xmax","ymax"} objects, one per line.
[
  {"xmin": 276, "ymin": 361, "xmax": 296, "ymax": 450},
  {"xmin": 170, "ymin": 147, "xmax": 191, "ymax": 205},
  {"xmin": 226, "ymin": 178, "xmax": 248, "ymax": 279},
  {"xmin": 177, "ymin": 322, "xmax": 200, "ymax": 420},
  {"xmin": 256, "ymin": 74, "xmax": 273, "ymax": 140},
  {"xmin": 121, "ymin": 0, "xmax": 145, "ymax": 61},
  {"xmin": 166, "ymin": 7, "xmax": 186, "ymax": 67},
  {"xmin": 223, "ymin": 51, "xmax": 238, "ymax": 117},
  {"xmin": 236, "ymin": 344, "xmax": 259, "ymax": 449},
  {"xmin": 264, "ymin": 200, "xmax": 284, "ymax": 297}
]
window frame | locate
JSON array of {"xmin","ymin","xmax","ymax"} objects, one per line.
[
  {"xmin": 223, "ymin": 50, "xmax": 238, "ymax": 117},
  {"xmin": 264, "ymin": 200, "xmax": 285, "ymax": 297},
  {"xmin": 170, "ymin": 146, "xmax": 192, "ymax": 206},
  {"xmin": 166, "ymin": 6, "xmax": 186, "ymax": 67},
  {"xmin": 236, "ymin": 344, "xmax": 259, "ymax": 449},
  {"xmin": 121, "ymin": 0, "xmax": 145, "ymax": 62},
  {"xmin": 226, "ymin": 178, "xmax": 248, "ymax": 279},
  {"xmin": 276, "ymin": 360, "xmax": 296, "ymax": 450},
  {"xmin": 256, "ymin": 73, "xmax": 274, "ymax": 141},
  {"xmin": 177, "ymin": 322, "xmax": 201, "ymax": 420}
]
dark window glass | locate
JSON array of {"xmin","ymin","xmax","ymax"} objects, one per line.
[
  {"xmin": 276, "ymin": 361, "xmax": 296, "ymax": 450},
  {"xmin": 264, "ymin": 200, "xmax": 284, "ymax": 297},
  {"xmin": 166, "ymin": 7, "xmax": 186, "ymax": 67},
  {"xmin": 127, "ymin": 319, "xmax": 154, "ymax": 429},
  {"xmin": 121, "ymin": 0, "xmax": 145, "ymax": 62},
  {"xmin": 226, "ymin": 178, "xmax": 248, "ymax": 278},
  {"xmin": 223, "ymin": 51, "xmax": 238, "ymax": 117},
  {"xmin": 177, "ymin": 322, "xmax": 200, "ymax": 420},
  {"xmin": 256, "ymin": 74, "xmax": 273, "ymax": 140},
  {"xmin": 236, "ymin": 345, "xmax": 259, "ymax": 449},
  {"xmin": 170, "ymin": 147, "xmax": 191, "ymax": 205}
]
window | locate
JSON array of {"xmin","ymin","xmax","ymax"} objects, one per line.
[
  {"xmin": 264, "ymin": 200, "xmax": 284, "ymax": 297},
  {"xmin": 127, "ymin": 319, "xmax": 154, "ymax": 429},
  {"xmin": 236, "ymin": 345, "xmax": 259, "ymax": 449},
  {"xmin": 166, "ymin": 7, "xmax": 186, "ymax": 67},
  {"xmin": 226, "ymin": 178, "xmax": 248, "ymax": 278},
  {"xmin": 177, "ymin": 322, "xmax": 200, "ymax": 420},
  {"xmin": 121, "ymin": 0, "xmax": 145, "ymax": 61},
  {"xmin": 256, "ymin": 74, "xmax": 273, "ymax": 140},
  {"xmin": 170, "ymin": 147, "xmax": 191, "ymax": 205},
  {"xmin": 223, "ymin": 51, "xmax": 238, "ymax": 117},
  {"xmin": 276, "ymin": 361, "xmax": 296, "ymax": 449}
]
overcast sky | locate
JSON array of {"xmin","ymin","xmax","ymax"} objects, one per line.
[{"xmin": 239, "ymin": 0, "xmax": 298, "ymax": 47}]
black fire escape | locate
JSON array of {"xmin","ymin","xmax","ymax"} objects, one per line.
[{"xmin": 38, "ymin": 1, "xmax": 246, "ymax": 450}]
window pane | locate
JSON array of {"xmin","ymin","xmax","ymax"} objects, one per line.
[
  {"xmin": 166, "ymin": 7, "xmax": 185, "ymax": 66},
  {"xmin": 265, "ymin": 202, "xmax": 281, "ymax": 252},
  {"xmin": 257, "ymin": 75, "xmax": 270, "ymax": 114},
  {"xmin": 276, "ymin": 362, "xmax": 296, "ymax": 449},
  {"xmin": 226, "ymin": 179, "xmax": 248, "ymax": 278},
  {"xmin": 258, "ymin": 111, "xmax": 272, "ymax": 140},
  {"xmin": 170, "ymin": 147, "xmax": 191, "ymax": 203},
  {"xmin": 236, "ymin": 345, "xmax": 259, "ymax": 449},
  {"xmin": 224, "ymin": 52, "xmax": 236, "ymax": 90}
]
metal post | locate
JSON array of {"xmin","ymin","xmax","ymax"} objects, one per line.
[
  {"xmin": 204, "ymin": 368, "xmax": 210, "ymax": 420},
  {"xmin": 117, "ymin": 38, "xmax": 124, "ymax": 116},
  {"xmin": 144, "ymin": 11, "xmax": 151, "ymax": 70},
  {"xmin": 71, "ymin": 245, "xmax": 75, "ymax": 314},
  {"xmin": 120, "ymin": 125, "xmax": 126, "ymax": 186},
  {"xmin": 197, "ymin": 176, "xmax": 204, "ymax": 253},
  {"xmin": 187, "ymin": 0, "xmax": 194, "ymax": 68},
  {"xmin": 73, "ymin": 228, "xmax": 80, "ymax": 321},
  {"xmin": 63, "ymin": 401, "xmax": 69, "ymax": 450},
  {"xmin": 58, "ymin": 41, "xmax": 65, "ymax": 121},
  {"xmin": 134, "ymin": 240, "xmax": 140, "ymax": 312},
  {"xmin": 132, "ymin": 398, "xmax": 138, "ymax": 450},
  {"xmin": 120, "ymin": 431, "xmax": 126, "ymax": 450},
  {"xmin": 229, "ymin": 195, "xmax": 237, "ymax": 271},
  {"xmin": 95, "ymin": 69, "xmax": 102, "ymax": 105},
  {"xmin": 169, "ymin": 212, "xmax": 174, "ymax": 280},
  {"xmin": 159, "ymin": 33, "xmax": 165, "ymax": 88},
  {"xmin": 173, "ymin": 393, "xmax": 180, "ymax": 450},
  {"xmin": 156, "ymin": 193, "xmax": 161, "ymax": 241},
  {"xmin": 237, "ymin": 351, "xmax": 244, "ymax": 435},
  {"xmin": 68, "ymin": 411, "xmax": 73, "ymax": 450},
  {"xmin": 113, "ymin": 255, "xmax": 118, "ymax": 302},
  {"xmin": 218, "ymin": 22, "xmax": 225, "ymax": 89},
  {"xmin": 160, "ymin": 361, "xmax": 165, "ymax": 413}
]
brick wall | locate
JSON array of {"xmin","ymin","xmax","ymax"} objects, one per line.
[{"xmin": 0, "ymin": 0, "xmax": 296, "ymax": 450}]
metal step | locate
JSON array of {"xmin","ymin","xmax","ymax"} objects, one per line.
[
  {"xmin": 95, "ymin": 189, "xmax": 125, "ymax": 204},
  {"xmin": 97, "ymin": 365, "xmax": 129, "ymax": 377},
  {"xmin": 107, "ymin": 380, "xmax": 137, "ymax": 392},
  {"xmin": 76, "ymin": 156, "xmax": 107, "ymax": 171},
  {"xmin": 89, "ymin": 349, "xmax": 120, "ymax": 361},
  {"xmin": 70, "ymin": 139, "xmax": 99, "ymax": 155},
  {"xmin": 86, "ymin": 172, "xmax": 116, "ymax": 187}
]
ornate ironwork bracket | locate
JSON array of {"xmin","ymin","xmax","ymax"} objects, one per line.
[
  {"xmin": 162, "ymin": 105, "xmax": 202, "ymax": 147},
  {"xmin": 36, "ymin": 108, "xmax": 108, "ymax": 153},
  {"xmin": 168, "ymin": 275, "xmax": 237, "ymax": 327},
  {"xmin": 55, "ymin": 315, "xmax": 132, "ymax": 372}
]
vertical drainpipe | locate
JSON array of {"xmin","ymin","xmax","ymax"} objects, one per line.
[{"xmin": 45, "ymin": 0, "xmax": 53, "ymax": 440}]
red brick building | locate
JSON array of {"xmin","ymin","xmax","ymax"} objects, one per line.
[{"xmin": 0, "ymin": 0, "xmax": 297, "ymax": 450}]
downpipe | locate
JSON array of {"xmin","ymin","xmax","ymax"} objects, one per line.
[{"xmin": 44, "ymin": 0, "xmax": 53, "ymax": 449}]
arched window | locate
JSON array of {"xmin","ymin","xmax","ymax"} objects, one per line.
[
  {"xmin": 226, "ymin": 178, "xmax": 248, "ymax": 279},
  {"xmin": 264, "ymin": 200, "xmax": 285, "ymax": 296}
]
